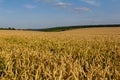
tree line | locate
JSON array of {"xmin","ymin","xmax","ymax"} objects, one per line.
[{"xmin": 0, "ymin": 27, "xmax": 16, "ymax": 30}]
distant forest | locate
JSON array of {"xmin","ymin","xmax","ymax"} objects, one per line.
[
  {"xmin": 30, "ymin": 24, "xmax": 120, "ymax": 32},
  {"xmin": 0, "ymin": 27, "xmax": 16, "ymax": 30},
  {"xmin": 0, "ymin": 24, "xmax": 120, "ymax": 32}
]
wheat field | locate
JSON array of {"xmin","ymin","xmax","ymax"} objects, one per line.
[{"xmin": 0, "ymin": 27, "xmax": 120, "ymax": 80}]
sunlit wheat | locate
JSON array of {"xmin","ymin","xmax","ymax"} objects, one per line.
[{"xmin": 0, "ymin": 27, "xmax": 120, "ymax": 80}]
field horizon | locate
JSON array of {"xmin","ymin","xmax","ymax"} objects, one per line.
[{"xmin": 1, "ymin": 24, "xmax": 120, "ymax": 32}]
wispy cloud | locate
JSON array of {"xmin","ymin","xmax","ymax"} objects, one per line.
[
  {"xmin": 24, "ymin": 4, "xmax": 36, "ymax": 9},
  {"xmin": 35, "ymin": 0, "xmax": 55, "ymax": 3},
  {"xmin": 35, "ymin": 0, "xmax": 91, "ymax": 12},
  {"xmin": 74, "ymin": 7, "xmax": 90, "ymax": 12},
  {"xmin": 81, "ymin": 0, "xmax": 99, "ymax": 6},
  {"xmin": 36, "ymin": 0, "xmax": 71, "ymax": 7},
  {"xmin": 55, "ymin": 2, "xmax": 71, "ymax": 8}
]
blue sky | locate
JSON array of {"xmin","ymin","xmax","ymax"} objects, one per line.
[{"xmin": 0, "ymin": 0, "xmax": 120, "ymax": 29}]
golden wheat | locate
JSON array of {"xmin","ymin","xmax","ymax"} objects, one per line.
[{"xmin": 0, "ymin": 27, "xmax": 120, "ymax": 80}]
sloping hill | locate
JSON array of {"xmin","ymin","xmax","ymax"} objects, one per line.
[{"xmin": 30, "ymin": 24, "xmax": 120, "ymax": 32}]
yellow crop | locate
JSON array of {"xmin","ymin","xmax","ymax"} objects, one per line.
[{"xmin": 0, "ymin": 27, "xmax": 120, "ymax": 80}]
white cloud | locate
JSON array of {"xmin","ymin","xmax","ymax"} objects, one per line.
[
  {"xmin": 55, "ymin": 2, "xmax": 71, "ymax": 8},
  {"xmin": 81, "ymin": 0, "xmax": 99, "ymax": 6},
  {"xmin": 35, "ymin": 0, "xmax": 91, "ymax": 12},
  {"xmin": 36, "ymin": 0, "xmax": 72, "ymax": 8},
  {"xmin": 35, "ymin": 0, "xmax": 55, "ymax": 3},
  {"xmin": 74, "ymin": 7, "xmax": 90, "ymax": 12},
  {"xmin": 24, "ymin": 4, "xmax": 36, "ymax": 9}
]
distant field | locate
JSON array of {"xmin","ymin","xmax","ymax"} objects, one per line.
[{"xmin": 0, "ymin": 27, "xmax": 120, "ymax": 80}]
